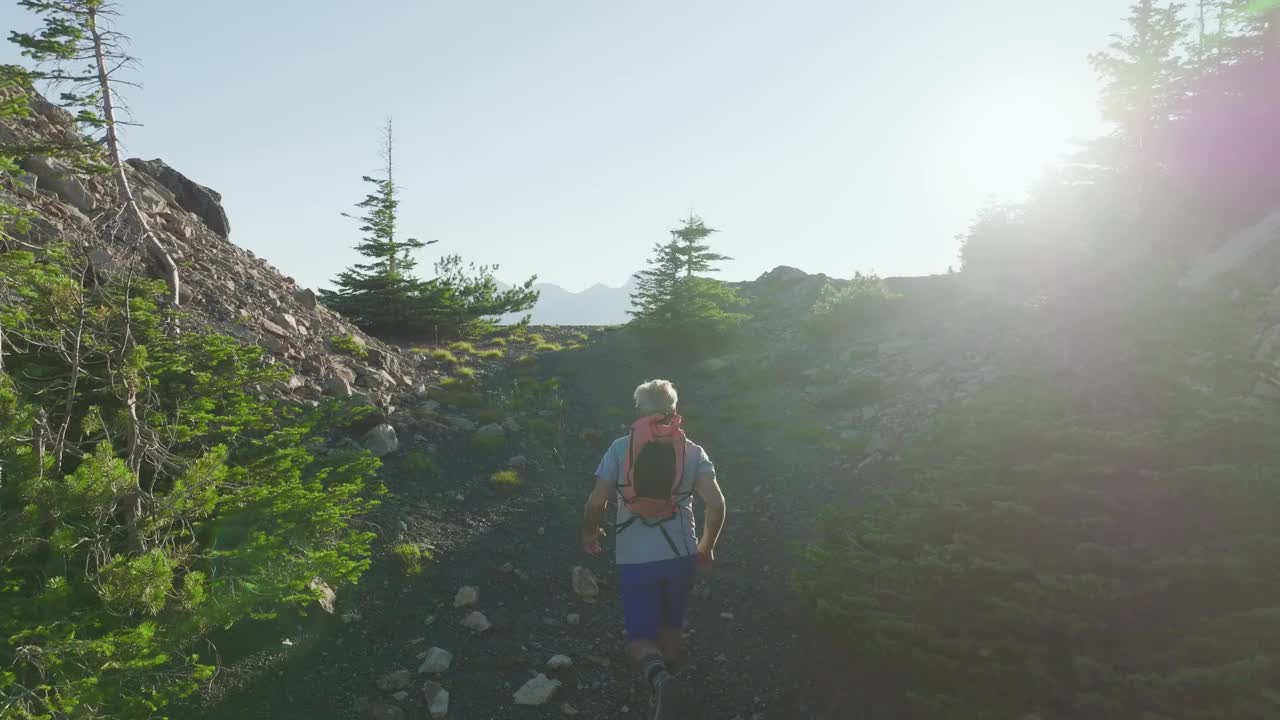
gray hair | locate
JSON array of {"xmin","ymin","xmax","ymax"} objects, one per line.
[{"xmin": 634, "ymin": 379, "xmax": 678, "ymax": 416}]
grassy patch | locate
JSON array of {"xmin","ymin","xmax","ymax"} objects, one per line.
[
  {"xmin": 478, "ymin": 348, "xmax": 505, "ymax": 359},
  {"xmin": 330, "ymin": 334, "xmax": 368, "ymax": 359},
  {"xmin": 487, "ymin": 337, "xmax": 509, "ymax": 347},
  {"xmin": 472, "ymin": 431, "xmax": 506, "ymax": 452},
  {"xmin": 534, "ymin": 340, "xmax": 563, "ymax": 352},
  {"xmin": 403, "ymin": 451, "xmax": 439, "ymax": 478},
  {"xmin": 424, "ymin": 348, "xmax": 460, "ymax": 365},
  {"xmin": 456, "ymin": 366, "xmax": 476, "ymax": 379},
  {"xmin": 393, "ymin": 543, "xmax": 425, "ymax": 576},
  {"xmin": 448, "ymin": 341, "xmax": 476, "ymax": 354},
  {"xmin": 490, "ymin": 470, "xmax": 521, "ymax": 487}
]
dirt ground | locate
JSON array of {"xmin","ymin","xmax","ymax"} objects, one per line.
[{"xmin": 197, "ymin": 330, "xmax": 903, "ymax": 719}]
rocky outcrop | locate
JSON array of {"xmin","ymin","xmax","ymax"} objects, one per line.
[
  {"xmin": 0, "ymin": 85, "xmax": 446, "ymax": 426},
  {"xmin": 126, "ymin": 158, "xmax": 231, "ymax": 240}
]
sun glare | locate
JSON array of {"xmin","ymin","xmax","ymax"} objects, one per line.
[{"xmin": 940, "ymin": 92, "xmax": 1084, "ymax": 201}]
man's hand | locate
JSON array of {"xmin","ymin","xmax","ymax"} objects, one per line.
[
  {"xmin": 582, "ymin": 526, "xmax": 605, "ymax": 556},
  {"xmin": 696, "ymin": 543, "xmax": 715, "ymax": 573}
]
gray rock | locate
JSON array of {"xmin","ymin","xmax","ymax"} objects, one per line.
[
  {"xmin": 362, "ymin": 424, "xmax": 399, "ymax": 457},
  {"xmin": 326, "ymin": 374, "xmax": 354, "ymax": 398},
  {"xmin": 294, "ymin": 288, "xmax": 319, "ymax": 311},
  {"xmin": 20, "ymin": 156, "xmax": 96, "ymax": 212},
  {"xmin": 566, "ymin": 613, "xmax": 580, "ymax": 626},
  {"xmin": 260, "ymin": 318, "xmax": 290, "ymax": 338},
  {"xmin": 474, "ymin": 423, "xmax": 505, "ymax": 444},
  {"xmin": 422, "ymin": 681, "xmax": 449, "ymax": 719},
  {"xmin": 547, "ymin": 654, "xmax": 573, "ymax": 671},
  {"xmin": 126, "ymin": 158, "xmax": 231, "ymax": 239},
  {"xmin": 377, "ymin": 670, "xmax": 413, "ymax": 692},
  {"xmin": 417, "ymin": 647, "xmax": 453, "ymax": 674},
  {"xmin": 571, "ymin": 566, "xmax": 599, "ymax": 601},
  {"xmin": 513, "ymin": 674, "xmax": 561, "ymax": 706},
  {"xmin": 453, "ymin": 585, "xmax": 479, "ymax": 608},
  {"xmin": 273, "ymin": 311, "xmax": 300, "ymax": 334},
  {"xmin": 508, "ymin": 455, "xmax": 528, "ymax": 468},
  {"xmin": 460, "ymin": 611, "xmax": 492, "ymax": 633}
]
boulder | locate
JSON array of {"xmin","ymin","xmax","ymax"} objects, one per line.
[
  {"xmin": 513, "ymin": 674, "xmax": 561, "ymax": 706},
  {"xmin": 453, "ymin": 585, "xmax": 479, "ymax": 608},
  {"xmin": 362, "ymin": 424, "xmax": 399, "ymax": 457},
  {"xmin": 460, "ymin": 611, "xmax": 491, "ymax": 633},
  {"xmin": 260, "ymin": 317, "xmax": 290, "ymax": 338},
  {"xmin": 20, "ymin": 156, "xmax": 96, "ymax": 213},
  {"xmin": 126, "ymin": 158, "xmax": 231, "ymax": 239},
  {"xmin": 418, "ymin": 646, "xmax": 453, "ymax": 674},
  {"xmin": 474, "ymin": 423, "xmax": 505, "ymax": 445},
  {"xmin": 294, "ymin": 288, "xmax": 319, "ymax": 311},
  {"xmin": 325, "ymin": 374, "xmax": 354, "ymax": 398},
  {"xmin": 571, "ymin": 566, "xmax": 599, "ymax": 601},
  {"xmin": 547, "ymin": 654, "xmax": 573, "ymax": 671},
  {"xmin": 422, "ymin": 681, "xmax": 449, "ymax": 719}
]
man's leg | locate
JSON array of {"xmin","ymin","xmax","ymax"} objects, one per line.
[
  {"xmin": 655, "ymin": 625, "xmax": 684, "ymax": 671},
  {"xmin": 656, "ymin": 555, "xmax": 698, "ymax": 668},
  {"xmin": 619, "ymin": 564, "xmax": 672, "ymax": 688}
]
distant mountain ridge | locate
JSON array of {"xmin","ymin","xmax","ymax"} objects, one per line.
[{"xmin": 500, "ymin": 275, "xmax": 639, "ymax": 325}]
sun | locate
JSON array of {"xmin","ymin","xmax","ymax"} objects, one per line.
[{"xmin": 939, "ymin": 91, "xmax": 1088, "ymax": 201}]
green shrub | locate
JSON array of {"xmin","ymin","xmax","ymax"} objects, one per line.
[
  {"xmin": 330, "ymin": 333, "xmax": 369, "ymax": 359},
  {"xmin": 490, "ymin": 470, "xmax": 521, "ymax": 487},
  {"xmin": 534, "ymin": 340, "xmax": 564, "ymax": 352},
  {"xmin": 392, "ymin": 543, "xmax": 425, "ymax": 576},
  {"xmin": 795, "ymin": 377, "xmax": 1280, "ymax": 719},
  {"xmin": 456, "ymin": 366, "xmax": 476, "ymax": 379},
  {"xmin": 0, "ymin": 249, "xmax": 380, "ymax": 719},
  {"xmin": 478, "ymin": 348, "xmax": 505, "ymax": 359},
  {"xmin": 426, "ymin": 347, "xmax": 460, "ymax": 365},
  {"xmin": 806, "ymin": 273, "xmax": 902, "ymax": 338},
  {"xmin": 526, "ymin": 417, "xmax": 558, "ymax": 441},
  {"xmin": 471, "ymin": 431, "xmax": 506, "ymax": 452},
  {"xmin": 448, "ymin": 340, "xmax": 476, "ymax": 354},
  {"xmin": 487, "ymin": 336, "xmax": 509, "ymax": 347},
  {"xmin": 403, "ymin": 451, "xmax": 439, "ymax": 479}
]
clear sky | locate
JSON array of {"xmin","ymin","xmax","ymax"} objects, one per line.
[{"xmin": 1, "ymin": 1, "xmax": 1124, "ymax": 292}]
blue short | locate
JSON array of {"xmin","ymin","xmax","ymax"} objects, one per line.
[{"xmin": 617, "ymin": 555, "xmax": 698, "ymax": 641}]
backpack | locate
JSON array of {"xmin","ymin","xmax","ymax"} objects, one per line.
[{"xmin": 614, "ymin": 413, "xmax": 692, "ymax": 555}]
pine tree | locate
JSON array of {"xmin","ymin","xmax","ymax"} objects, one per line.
[
  {"xmin": 671, "ymin": 214, "xmax": 730, "ymax": 277},
  {"xmin": 1089, "ymin": 0, "xmax": 1191, "ymax": 171},
  {"xmin": 628, "ymin": 237, "xmax": 682, "ymax": 327},
  {"xmin": 628, "ymin": 214, "xmax": 747, "ymax": 347},
  {"xmin": 322, "ymin": 119, "xmax": 434, "ymax": 337},
  {"xmin": 9, "ymin": 0, "xmax": 182, "ymax": 305}
]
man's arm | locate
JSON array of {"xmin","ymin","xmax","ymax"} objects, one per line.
[
  {"xmin": 694, "ymin": 471, "xmax": 726, "ymax": 561},
  {"xmin": 581, "ymin": 476, "xmax": 612, "ymax": 555}
]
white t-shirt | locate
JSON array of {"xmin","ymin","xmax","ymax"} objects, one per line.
[{"xmin": 594, "ymin": 434, "xmax": 715, "ymax": 565}]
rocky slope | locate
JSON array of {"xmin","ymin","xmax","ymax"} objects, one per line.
[{"xmin": 0, "ymin": 86, "xmax": 452, "ymax": 453}]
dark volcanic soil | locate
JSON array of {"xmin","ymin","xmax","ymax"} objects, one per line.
[{"xmin": 198, "ymin": 329, "xmax": 902, "ymax": 720}]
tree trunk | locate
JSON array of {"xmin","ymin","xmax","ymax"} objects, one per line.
[{"xmin": 87, "ymin": 7, "xmax": 181, "ymax": 307}]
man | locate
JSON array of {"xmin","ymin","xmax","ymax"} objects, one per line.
[{"xmin": 581, "ymin": 379, "xmax": 727, "ymax": 720}]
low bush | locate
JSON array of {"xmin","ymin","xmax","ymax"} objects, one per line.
[
  {"xmin": 392, "ymin": 543, "xmax": 425, "ymax": 576},
  {"xmin": 330, "ymin": 333, "xmax": 369, "ymax": 359},
  {"xmin": 0, "ymin": 249, "xmax": 380, "ymax": 718},
  {"xmin": 490, "ymin": 470, "xmax": 521, "ymax": 487},
  {"xmin": 795, "ymin": 376, "xmax": 1280, "ymax": 720}
]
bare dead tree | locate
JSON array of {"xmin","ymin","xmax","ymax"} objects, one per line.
[{"xmin": 11, "ymin": 1, "xmax": 181, "ymax": 305}]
